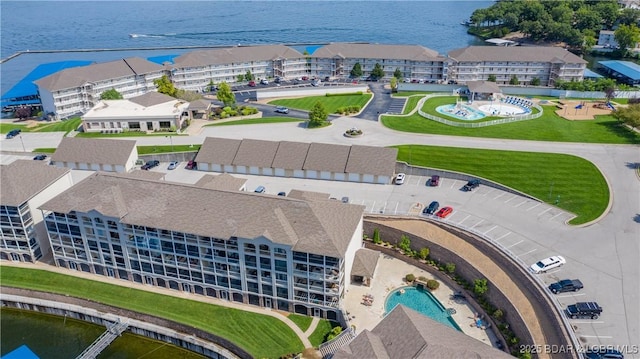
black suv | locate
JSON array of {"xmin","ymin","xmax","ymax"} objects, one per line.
[
  {"xmin": 6, "ymin": 129, "xmax": 21, "ymax": 139},
  {"xmin": 548, "ymin": 279, "xmax": 583, "ymax": 294},
  {"xmin": 422, "ymin": 201, "xmax": 440, "ymax": 215},
  {"xmin": 141, "ymin": 160, "xmax": 160, "ymax": 170},
  {"xmin": 566, "ymin": 302, "xmax": 602, "ymax": 319},
  {"xmin": 462, "ymin": 179, "xmax": 480, "ymax": 192}
]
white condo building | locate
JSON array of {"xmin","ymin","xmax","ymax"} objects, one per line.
[
  {"xmin": 40, "ymin": 173, "xmax": 367, "ymax": 320},
  {"xmin": 35, "ymin": 57, "xmax": 167, "ymax": 119}
]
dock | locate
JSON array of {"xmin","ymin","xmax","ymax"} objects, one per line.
[{"xmin": 75, "ymin": 319, "xmax": 129, "ymax": 359}]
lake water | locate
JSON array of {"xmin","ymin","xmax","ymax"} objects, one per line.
[{"xmin": 0, "ymin": 1, "xmax": 491, "ymax": 93}]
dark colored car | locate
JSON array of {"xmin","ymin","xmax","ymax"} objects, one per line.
[
  {"xmin": 33, "ymin": 154, "xmax": 47, "ymax": 161},
  {"xmin": 428, "ymin": 175, "xmax": 440, "ymax": 187},
  {"xmin": 341, "ymin": 197, "xmax": 349, "ymax": 203},
  {"xmin": 423, "ymin": 201, "xmax": 440, "ymax": 215},
  {"xmin": 6, "ymin": 129, "xmax": 21, "ymax": 139},
  {"xmin": 277, "ymin": 191, "xmax": 287, "ymax": 196},
  {"xmin": 141, "ymin": 160, "xmax": 160, "ymax": 170},
  {"xmin": 301, "ymin": 76, "xmax": 309, "ymax": 81},
  {"xmin": 254, "ymin": 186, "xmax": 266, "ymax": 193},
  {"xmin": 548, "ymin": 279, "xmax": 584, "ymax": 294},
  {"xmin": 185, "ymin": 160, "xmax": 196, "ymax": 170},
  {"xmin": 462, "ymin": 179, "xmax": 480, "ymax": 192},
  {"xmin": 585, "ymin": 348, "xmax": 624, "ymax": 359},
  {"xmin": 566, "ymin": 302, "xmax": 602, "ymax": 319}
]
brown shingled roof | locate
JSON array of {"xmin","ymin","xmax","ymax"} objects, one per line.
[
  {"xmin": 51, "ymin": 137, "xmax": 137, "ymax": 167},
  {"xmin": 303, "ymin": 143, "xmax": 350, "ymax": 172},
  {"xmin": 194, "ymin": 173, "xmax": 247, "ymax": 191},
  {"xmin": 194, "ymin": 137, "xmax": 242, "ymax": 165},
  {"xmin": 466, "ymin": 80, "xmax": 502, "ymax": 94},
  {"xmin": 232, "ymin": 139, "xmax": 279, "ymax": 167},
  {"xmin": 312, "ymin": 43, "xmax": 443, "ymax": 61},
  {"xmin": 128, "ymin": 92, "xmax": 176, "ymax": 107},
  {"xmin": 173, "ymin": 45, "xmax": 304, "ymax": 68},
  {"xmin": 287, "ymin": 189, "xmax": 331, "ymax": 201},
  {"xmin": 40, "ymin": 173, "xmax": 364, "ymax": 258},
  {"xmin": 345, "ymin": 146, "xmax": 397, "ymax": 177},
  {"xmin": 271, "ymin": 141, "xmax": 310, "ymax": 170},
  {"xmin": 351, "ymin": 248, "xmax": 380, "ymax": 277},
  {"xmin": 448, "ymin": 46, "xmax": 587, "ymax": 64},
  {"xmin": 0, "ymin": 160, "xmax": 71, "ymax": 206}
]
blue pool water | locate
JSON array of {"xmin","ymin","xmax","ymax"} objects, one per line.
[
  {"xmin": 436, "ymin": 104, "xmax": 486, "ymax": 121},
  {"xmin": 385, "ymin": 286, "xmax": 462, "ymax": 331}
]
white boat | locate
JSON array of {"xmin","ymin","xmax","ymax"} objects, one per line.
[{"xmin": 129, "ymin": 34, "xmax": 139, "ymax": 38}]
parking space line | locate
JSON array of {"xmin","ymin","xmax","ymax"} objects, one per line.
[
  {"xmin": 570, "ymin": 322, "xmax": 605, "ymax": 325},
  {"xmin": 495, "ymin": 232, "xmax": 512, "ymax": 241},
  {"xmin": 526, "ymin": 203, "xmax": 541, "ymax": 211},
  {"xmin": 516, "ymin": 248, "xmax": 536, "ymax": 257},
  {"xmin": 414, "ymin": 177, "xmax": 422, "ymax": 186},
  {"xmin": 579, "ymin": 334, "xmax": 611, "ymax": 337},
  {"xmin": 482, "ymin": 188, "xmax": 496, "ymax": 196},
  {"xmin": 470, "ymin": 219, "xmax": 484, "ymax": 229},
  {"xmin": 458, "ymin": 215, "xmax": 470, "ymax": 224},
  {"xmin": 506, "ymin": 240, "xmax": 523, "ymax": 248},
  {"xmin": 483, "ymin": 225, "xmax": 497, "ymax": 235},
  {"xmin": 556, "ymin": 293, "xmax": 586, "ymax": 298},
  {"xmin": 379, "ymin": 202, "xmax": 387, "ymax": 213},
  {"xmin": 449, "ymin": 181, "xmax": 457, "ymax": 189},
  {"xmin": 538, "ymin": 207, "xmax": 552, "ymax": 216},
  {"xmin": 504, "ymin": 195, "xmax": 518, "ymax": 203},
  {"xmin": 494, "ymin": 192, "xmax": 506, "ymax": 199},
  {"xmin": 371, "ymin": 201, "xmax": 376, "ymax": 212},
  {"xmin": 394, "ymin": 202, "xmax": 399, "ymax": 214},
  {"xmin": 549, "ymin": 212, "xmax": 563, "ymax": 221},
  {"xmin": 514, "ymin": 200, "xmax": 529, "ymax": 207}
]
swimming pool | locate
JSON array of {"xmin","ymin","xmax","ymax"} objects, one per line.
[
  {"xmin": 478, "ymin": 104, "xmax": 528, "ymax": 116},
  {"xmin": 436, "ymin": 104, "xmax": 486, "ymax": 121},
  {"xmin": 384, "ymin": 286, "xmax": 462, "ymax": 331}
]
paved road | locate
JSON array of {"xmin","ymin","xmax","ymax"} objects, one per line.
[{"xmin": 1, "ymin": 88, "xmax": 638, "ymax": 357}]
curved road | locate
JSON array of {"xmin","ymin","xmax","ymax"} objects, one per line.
[{"xmin": 1, "ymin": 85, "xmax": 638, "ymax": 357}]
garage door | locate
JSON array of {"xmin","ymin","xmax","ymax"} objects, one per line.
[
  {"xmin": 362, "ymin": 174, "xmax": 374, "ymax": 183},
  {"xmin": 249, "ymin": 166, "xmax": 260, "ymax": 175},
  {"xmin": 306, "ymin": 170, "xmax": 318, "ymax": 179},
  {"xmin": 103, "ymin": 164, "xmax": 113, "ymax": 172},
  {"xmin": 236, "ymin": 166, "xmax": 247, "ymax": 174},
  {"xmin": 293, "ymin": 170, "xmax": 305, "ymax": 178},
  {"xmin": 320, "ymin": 171, "xmax": 332, "ymax": 180},
  {"xmin": 79, "ymin": 163, "xmax": 89, "ymax": 170},
  {"xmin": 348, "ymin": 173, "xmax": 360, "ymax": 182},
  {"xmin": 334, "ymin": 173, "xmax": 346, "ymax": 181},
  {"xmin": 263, "ymin": 168, "xmax": 274, "ymax": 176},
  {"xmin": 274, "ymin": 168, "xmax": 285, "ymax": 176}
]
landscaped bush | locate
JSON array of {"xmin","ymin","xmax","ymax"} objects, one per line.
[
  {"xmin": 405, "ymin": 273, "xmax": 416, "ymax": 283},
  {"xmin": 372, "ymin": 228, "xmax": 382, "ymax": 244},
  {"xmin": 418, "ymin": 276, "xmax": 428, "ymax": 282},
  {"xmin": 336, "ymin": 105, "xmax": 362, "ymax": 115},
  {"xmin": 326, "ymin": 326, "xmax": 343, "ymax": 341},
  {"xmin": 325, "ymin": 91, "xmax": 363, "ymax": 97},
  {"xmin": 426, "ymin": 279, "xmax": 440, "ymax": 290},
  {"xmin": 418, "ymin": 247, "xmax": 430, "ymax": 260},
  {"xmin": 444, "ymin": 262, "xmax": 456, "ymax": 274}
]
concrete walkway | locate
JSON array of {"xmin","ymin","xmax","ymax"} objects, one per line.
[
  {"xmin": 1, "ymin": 260, "xmax": 313, "ymax": 349},
  {"xmin": 304, "ymin": 316, "xmax": 321, "ymax": 337}
]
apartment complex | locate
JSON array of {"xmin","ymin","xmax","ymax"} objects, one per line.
[
  {"xmin": 40, "ymin": 173, "xmax": 365, "ymax": 320},
  {"xmin": 310, "ymin": 43, "xmax": 447, "ymax": 82},
  {"xmin": 35, "ymin": 57, "xmax": 167, "ymax": 119},
  {"xmin": 447, "ymin": 46, "xmax": 587, "ymax": 86},
  {"xmin": 170, "ymin": 45, "xmax": 307, "ymax": 92},
  {"xmin": 1, "ymin": 161, "xmax": 73, "ymax": 262}
]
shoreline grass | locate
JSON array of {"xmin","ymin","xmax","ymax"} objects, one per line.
[
  {"xmin": 0, "ymin": 266, "xmax": 306, "ymax": 358},
  {"xmin": 394, "ymin": 145, "xmax": 609, "ymax": 224}
]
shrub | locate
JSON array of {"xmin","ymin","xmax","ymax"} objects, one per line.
[
  {"xmin": 474, "ymin": 278, "xmax": 489, "ymax": 296},
  {"xmin": 426, "ymin": 279, "xmax": 440, "ymax": 290},
  {"xmin": 444, "ymin": 262, "xmax": 456, "ymax": 274},
  {"xmin": 372, "ymin": 228, "xmax": 382, "ymax": 244},
  {"xmin": 629, "ymin": 97, "xmax": 640, "ymax": 104},
  {"xmin": 398, "ymin": 235, "xmax": 411, "ymax": 252},
  {"xmin": 405, "ymin": 273, "xmax": 416, "ymax": 282},
  {"xmin": 418, "ymin": 247, "xmax": 430, "ymax": 260},
  {"xmin": 326, "ymin": 326, "xmax": 343, "ymax": 341},
  {"xmin": 418, "ymin": 276, "xmax": 427, "ymax": 282},
  {"xmin": 325, "ymin": 91, "xmax": 363, "ymax": 97},
  {"xmin": 493, "ymin": 309, "xmax": 504, "ymax": 320}
]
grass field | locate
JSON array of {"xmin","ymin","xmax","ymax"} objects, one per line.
[
  {"xmin": 383, "ymin": 98, "xmax": 640, "ymax": 144},
  {"xmin": 0, "ymin": 118, "xmax": 82, "ymax": 135},
  {"xmin": 32, "ymin": 148, "xmax": 57, "ymax": 153},
  {"xmin": 0, "ymin": 267, "xmax": 306, "ymax": 358},
  {"xmin": 206, "ymin": 117, "xmax": 303, "ymax": 126},
  {"xmin": 308, "ymin": 319, "xmax": 341, "ymax": 347},
  {"xmin": 287, "ymin": 313, "xmax": 314, "ymax": 332},
  {"xmin": 394, "ymin": 145, "xmax": 609, "ymax": 224},
  {"xmin": 137, "ymin": 145, "xmax": 201, "ymax": 155},
  {"xmin": 268, "ymin": 94, "xmax": 372, "ymax": 114}
]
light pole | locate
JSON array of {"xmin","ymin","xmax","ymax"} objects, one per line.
[
  {"xmin": 166, "ymin": 135, "xmax": 173, "ymax": 152},
  {"xmin": 19, "ymin": 135, "xmax": 26, "ymax": 152}
]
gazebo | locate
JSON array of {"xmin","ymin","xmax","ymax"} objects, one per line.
[{"xmin": 465, "ymin": 80, "xmax": 502, "ymax": 103}]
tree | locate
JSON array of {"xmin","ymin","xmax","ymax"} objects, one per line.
[
  {"xmin": 604, "ymin": 87, "xmax": 616, "ymax": 104},
  {"xmin": 619, "ymin": 8, "xmax": 640, "ymax": 26},
  {"xmin": 244, "ymin": 70, "xmax": 254, "ymax": 82},
  {"xmin": 615, "ymin": 24, "xmax": 640, "ymax": 54},
  {"xmin": 308, "ymin": 101, "xmax": 328, "ymax": 128},
  {"xmin": 530, "ymin": 77, "xmax": 541, "ymax": 86},
  {"xmin": 350, "ymin": 62, "xmax": 363, "ymax": 78},
  {"xmin": 236, "ymin": 74, "xmax": 244, "ymax": 83},
  {"xmin": 509, "ymin": 75, "xmax": 520, "ymax": 85},
  {"xmin": 398, "ymin": 234, "xmax": 411, "ymax": 253},
  {"xmin": 153, "ymin": 75, "xmax": 177, "ymax": 97},
  {"xmin": 15, "ymin": 106, "xmax": 31, "ymax": 120},
  {"xmin": 613, "ymin": 104, "xmax": 640, "ymax": 129},
  {"xmin": 393, "ymin": 68, "xmax": 403, "ymax": 79},
  {"xmin": 487, "ymin": 74, "xmax": 497, "ymax": 82},
  {"xmin": 389, "ymin": 77, "xmax": 398, "ymax": 92},
  {"xmin": 175, "ymin": 89, "xmax": 203, "ymax": 102},
  {"xmin": 216, "ymin": 82, "xmax": 236, "ymax": 107},
  {"xmin": 100, "ymin": 88, "xmax": 123, "ymax": 100},
  {"xmin": 372, "ymin": 228, "xmax": 382, "ymax": 244},
  {"xmin": 418, "ymin": 247, "xmax": 430, "ymax": 260},
  {"xmin": 371, "ymin": 63, "xmax": 385, "ymax": 79}
]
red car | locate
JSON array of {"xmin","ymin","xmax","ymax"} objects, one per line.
[
  {"xmin": 428, "ymin": 175, "xmax": 440, "ymax": 187},
  {"xmin": 248, "ymin": 81, "xmax": 256, "ymax": 87},
  {"xmin": 186, "ymin": 160, "xmax": 197, "ymax": 170},
  {"xmin": 301, "ymin": 76, "xmax": 309, "ymax": 81},
  {"xmin": 436, "ymin": 206, "xmax": 453, "ymax": 218}
]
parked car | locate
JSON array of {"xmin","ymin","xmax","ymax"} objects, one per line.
[
  {"xmin": 277, "ymin": 191, "xmax": 287, "ymax": 196},
  {"xmin": 6, "ymin": 129, "xmax": 21, "ymax": 139},
  {"xmin": 341, "ymin": 197, "xmax": 349, "ymax": 203},
  {"xmin": 548, "ymin": 279, "xmax": 584, "ymax": 294},
  {"xmin": 428, "ymin": 175, "xmax": 440, "ymax": 187},
  {"xmin": 462, "ymin": 179, "xmax": 480, "ymax": 191},
  {"xmin": 260, "ymin": 79, "xmax": 269, "ymax": 85},
  {"xmin": 274, "ymin": 77, "xmax": 281, "ymax": 84},
  {"xmin": 141, "ymin": 160, "xmax": 160, "ymax": 170},
  {"xmin": 529, "ymin": 255, "xmax": 566, "ymax": 274},
  {"xmin": 422, "ymin": 201, "xmax": 440, "ymax": 215},
  {"xmin": 585, "ymin": 348, "xmax": 624, "ymax": 359},
  {"xmin": 33, "ymin": 154, "xmax": 47, "ymax": 161},
  {"xmin": 435, "ymin": 206, "xmax": 453, "ymax": 218},
  {"xmin": 248, "ymin": 81, "xmax": 256, "ymax": 87},
  {"xmin": 254, "ymin": 186, "xmax": 266, "ymax": 193},
  {"xmin": 394, "ymin": 173, "xmax": 406, "ymax": 185},
  {"xmin": 168, "ymin": 161, "xmax": 179, "ymax": 170},
  {"xmin": 185, "ymin": 160, "xmax": 196, "ymax": 170},
  {"xmin": 565, "ymin": 301, "xmax": 603, "ymax": 319},
  {"xmin": 275, "ymin": 106, "xmax": 289, "ymax": 114},
  {"xmin": 301, "ymin": 76, "xmax": 309, "ymax": 81}
]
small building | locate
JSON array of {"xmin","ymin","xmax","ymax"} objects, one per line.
[
  {"xmin": 350, "ymin": 248, "xmax": 380, "ymax": 286},
  {"xmin": 597, "ymin": 30, "xmax": 618, "ymax": 48},
  {"xmin": 465, "ymin": 80, "xmax": 502, "ymax": 102},
  {"xmin": 598, "ymin": 60, "xmax": 640, "ymax": 86},
  {"xmin": 194, "ymin": 173, "xmax": 247, "ymax": 191},
  {"xmin": 50, "ymin": 137, "xmax": 138, "ymax": 173},
  {"xmin": 345, "ymin": 145, "xmax": 397, "ymax": 184},
  {"xmin": 0, "ymin": 160, "xmax": 73, "ymax": 262},
  {"xmin": 187, "ymin": 99, "xmax": 213, "ymax": 120},
  {"xmin": 81, "ymin": 92, "xmax": 190, "ymax": 133}
]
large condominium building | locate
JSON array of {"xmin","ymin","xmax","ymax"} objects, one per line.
[
  {"xmin": 447, "ymin": 46, "xmax": 587, "ymax": 86},
  {"xmin": 1, "ymin": 160, "xmax": 73, "ymax": 262},
  {"xmin": 40, "ymin": 173, "xmax": 365, "ymax": 320},
  {"xmin": 35, "ymin": 57, "xmax": 167, "ymax": 119},
  {"xmin": 170, "ymin": 45, "xmax": 307, "ymax": 92},
  {"xmin": 311, "ymin": 43, "xmax": 446, "ymax": 81}
]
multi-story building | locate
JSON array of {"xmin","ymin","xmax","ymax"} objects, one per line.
[
  {"xmin": 35, "ymin": 57, "xmax": 167, "ymax": 119},
  {"xmin": 447, "ymin": 46, "xmax": 587, "ymax": 86},
  {"xmin": 1, "ymin": 160, "xmax": 73, "ymax": 262},
  {"xmin": 170, "ymin": 45, "xmax": 307, "ymax": 92},
  {"xmin": 310, "ymin": 43, "xmax": 446, "ymax": 81},
  {"xmin": 40, "ymin": 173, "xmax": 365, "ymax": 320}
]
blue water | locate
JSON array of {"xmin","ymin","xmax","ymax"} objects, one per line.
[
  {"xmin": 436, "ymin": 104, "xmax": 486, "ymax": 120},
  {"xmin": 385, "ymin": 286, "xmax": 461, "ymax": 331},
  {"xmin": 0, "ymin": 1, "xmax": 491, "ymax": 94}
]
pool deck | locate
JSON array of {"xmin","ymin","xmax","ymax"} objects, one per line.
[{"xmin": 343, "ymin": 254, "xmax": 500, "ymax": 348}]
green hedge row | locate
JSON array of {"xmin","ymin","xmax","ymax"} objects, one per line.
[{"xmin": 325, "ymin": 92, "xmax": 363, "ymax": 97}]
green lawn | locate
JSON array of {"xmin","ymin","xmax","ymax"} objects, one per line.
[
  {"xmin": 403, "ymin": 96, "xmax": 423, "ymax": 115},
  {"xmin": 308, "ymin": 319, "xmax": 340, "ymax": 348},
  {"xmin": 383, "ymin": 99, "xmax": 640, "ymax": 144},
  {"xmin": 32, "ymin": 148, "xmax": 57, "ymax": 153},
  {"xmin": 206, "ymin": 117, "xmax": 303, "ymax": 127},
  {"xmin": 394, "ymin": 145, "xmax": 609, "ymax": 224},
  {"xmin": 0, "ymin": 118, "xmax": 82, "ymax": 135},
  {"xmin": 268, "ymin": 94, "xmax": 372, "ymax": 114},
  {"xmin": 137, "ymin": 145, "xmax": 201, "ymax": 155},
  {"xmin": 0, "ymin": 267, "xmax": 304, "ymax": 358},
  {"xmin": 287, "ymin": 313, "xmax": 314, "ymax": 332}
]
